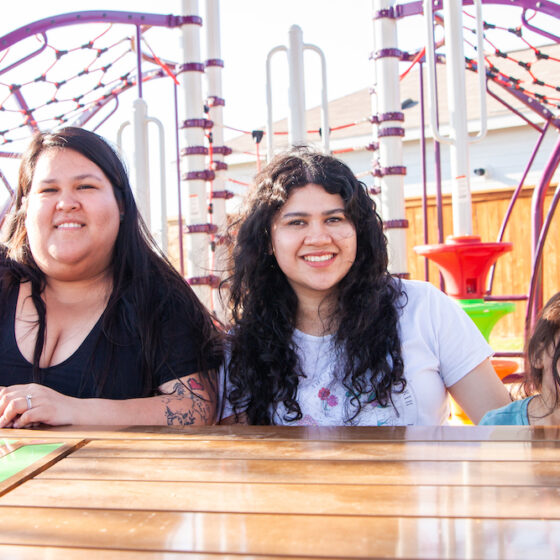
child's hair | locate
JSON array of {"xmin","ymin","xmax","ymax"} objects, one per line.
[{"xmin": 525, "ymin": 292, "xmax": 560, "ymax": 408}]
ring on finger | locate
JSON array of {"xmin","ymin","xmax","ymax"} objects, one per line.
[{"xmin": 25, "ymin": 394, "xmax": 33, "ymax": 410}]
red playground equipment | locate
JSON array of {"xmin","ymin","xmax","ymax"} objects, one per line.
[
  {"xmin": 414, "ymin": 235, "xmax": 512, "ymax": 300},
  {"xmin": 415, "ymin": 235, "xmax": 519, "ymax": 385}
]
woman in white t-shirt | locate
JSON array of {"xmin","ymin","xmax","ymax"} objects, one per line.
[{"xmin": 221, "ymin": 148, "xmax": 510, "ymax": 426}]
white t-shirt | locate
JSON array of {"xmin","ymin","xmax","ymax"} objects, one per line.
[{"xmin": 224, "ymin": 280, "xmax": 493, "ymax": 426}]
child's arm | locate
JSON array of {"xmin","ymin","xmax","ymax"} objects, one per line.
[{"xmin": 447, "ymin": 358, "xmax": 511, "ymax": 424}]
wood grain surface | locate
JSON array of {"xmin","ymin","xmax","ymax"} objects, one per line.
[{"xmin": 1, "ymin": 425, "xmax": 559, "ymax": 559}]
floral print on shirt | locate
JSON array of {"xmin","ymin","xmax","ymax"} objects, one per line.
[{"xmin": 318, "ymin": 387, "xmax": 339, "ymax": 410}]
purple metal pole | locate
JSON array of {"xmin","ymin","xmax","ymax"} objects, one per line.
[
  {"xmin": 13, "ymin": 90, "xmax": 38, "ymax": 134},
  {"xmin": 0, "ymin": 169, "xmax": 13, "ymax": 195},
  {"xmin": 432, "ymin": 89, "xmax": 443, "ymax": 244},
  {"xmin": 0, "ymin": 197, "xmax": 12, "ymax": 229},
  {"xmin": 486, "ymin": 87, "xmax": 544, "ymax": 134},
  {"xmin": 526, "ymin": 181, "xmax": 560, "ymax": 337},
  {"xmin": 522, "ymin": 8, "xmax": 560, "ymax": 42},
  {"xmin": 136, "ymin": 25, "xmax": 143, "ymax": 99},
  {"xmin": 486, "ymin": 120, "xmax": 550, "ymax": 293},
  {"xmin": 398, "ymin": 0, "xmax": 560, "ymax": 19},
  {"xmin": 497, "ymin": 122, "xmax": 550, "ymax": 244},
  {"xmin": 528, "ymin": 135, "xmax": 560, "ymax": 325},
  {"xmin": 92, "ymin": 97, "xmax": 120, "ymax": 132},
  {"xmin": 0, "ymin": 34, "xmax": 47, "ymax": 76},
  {"xmin": 432, "ymin": 53, "xmax": 444, "ymax": 290},
  {"xmin": 0, "ymin": 11, "xmax": 196, "ymax": 50},
  {"xmin": 418, "ymin": 61, "xmax": 429, "ymax": 281},
  {"xmin": 70, "ymin": 68, "xmax": 164, "ymax": 128},
  {"xmin": 487, "ymin": 80, "xmax": 560, "ymax": 131}
]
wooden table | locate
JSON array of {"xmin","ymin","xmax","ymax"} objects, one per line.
[{"xmin": 0, "ymin": 425, "xmax": 559, "ymax": 559}]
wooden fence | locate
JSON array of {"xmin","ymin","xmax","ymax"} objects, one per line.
[
  {"xmin": 167, "ymin": 185, "xmax": 558, "ymax": 342},
  {"xmin": 405, "ymin": 185, "xmax": 559, "ymax": 341}
]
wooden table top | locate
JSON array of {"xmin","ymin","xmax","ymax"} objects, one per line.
[{"xmin": 1, "ymin": 425, "xmax": 559, "ymax": 559}]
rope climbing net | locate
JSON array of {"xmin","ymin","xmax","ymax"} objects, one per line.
[
  {"xmin": 0, "ymin": 10, "xmax": 234, "ymax": 314},
  {"xmin": 219, "ymin": 2, "xmax": 559, "ymax": 194},
  {"xmin": 461, "ymin": 5, "xmax": 560, "ymax": 125},
  {"xmin": 0, "ymin": 12, "xmax": 185, "ymax": 186}
]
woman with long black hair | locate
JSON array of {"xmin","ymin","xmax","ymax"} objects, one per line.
[
  {"xmin": 222, "ymin": 147, "xmax": 509, "ymax": 425},
  {"xmin": 0, "ymin": 127, "xmax": 222, "ymax": 427}
]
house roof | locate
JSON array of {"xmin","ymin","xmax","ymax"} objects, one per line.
[{"xmin": 227, "ymin": 43, "xmax": 560, "ymax": 158}]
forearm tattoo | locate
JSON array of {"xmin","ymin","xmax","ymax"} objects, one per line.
[{"xmin": 162, "ymin": 378, "xmax": 211, "ymax": 426}]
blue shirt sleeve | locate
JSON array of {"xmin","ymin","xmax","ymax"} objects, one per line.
[{"xmin": 479, "ymin": 397, "xmax": 532, "ymax": 425}]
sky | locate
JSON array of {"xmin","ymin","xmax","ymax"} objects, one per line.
[
  {"xmin": 1, "ymin": 1, "xmax": 553, "ymax": 146},
  {"xmin": 0, "ymin": 0, "xmax": 381, "ymax": 217},
  {"xmin": 0, "ymin": 1, "xmax": 379, "ymax": 141},
  {"xmin": 0, "ymin": 0, "xmax": 556, "ymax": 219}
]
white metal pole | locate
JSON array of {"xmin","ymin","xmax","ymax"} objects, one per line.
[
  {"xmin": 372, "ymin": 0, "xmax": 408, "ymax": 275},
  {"xmin": 147, "ymin": 116, "xmax": 168, "ymax": 253},
  {"xmin": 266, "ymin": 27, "xmax": 327, "ymax": 157},
  {"xmin": 131, "ymin": 97, "xmax": 151, "ymax": 228},
  {"xmin": 204, "ymin": 0, "xmax": 225, "ymax": 229},
  {"xmin": 180, "ymin": 0, "xmax": 210, "ymax": 306},
  {"xmin": 471, "ymin": 0, "xmax": 488, "ymax": 144},
  {"xmin": 116, "ymin": 121, "xmax": 129, "ymax": 153},
  {"xmin": 370, "ymin": 11, "xmax": 381, "ymax": 201},
  {"xmin": 305, "ymin": 43, "xmax": 330, "ymax": 153},
  {"xmin": 443, "ymin": 0, "xmax": 473, "ymax": 236},
  {"xmin": 204, "ymin": 0, "xmax": 226, "ymax": 313},
  {"xmin": 287, "ymin": 25, "xmax": 306, "ymax": 146},
  {"xmin": 265, "ymin": 45, "xmax": 287, "ymax": 161}
]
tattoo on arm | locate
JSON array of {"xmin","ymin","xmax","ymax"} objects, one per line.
[
  {"xmin": 165, "ymin": 406, "xmax": 198, "ymax": 426},
  {"xmin": 162, "ymin": 378, "xmax": 211, "ymax": 426},
  {"xmin": 171, "ymin": 381, "xmax": 187, "ymax": 397}
]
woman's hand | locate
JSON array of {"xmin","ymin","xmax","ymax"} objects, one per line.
[
  {"xmin": 0, "ymin": 372, "xmax": 217, "ymax": 428},
  {"xmin": 0, "ymin": 383, "xmax": 78, "ymax": 428}
]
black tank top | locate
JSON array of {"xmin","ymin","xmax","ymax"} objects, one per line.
[{"xmin": 0, "ymin": 285, "xmax": 199, "ymax": 398}]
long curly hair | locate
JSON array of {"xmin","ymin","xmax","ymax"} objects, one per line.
[
  {"xmin": 525, "ymin": 292, "xmax": 560, "ymax": 411},
  {"xmin": 1, "ymin": 127, "xmax": 222, "ymax": 403},
  {"xmin": 223, "ymin": 147, "xmax": 405, "ymax": 424}
]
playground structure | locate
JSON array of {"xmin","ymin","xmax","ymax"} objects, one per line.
[
  {"xmin": 233, "ymin": 0, "xmax": 560, "ymax": 364},
  {"xmin": 0, "ymin": 0, "xmax": 228, "ymax": 312},
  {"xmin": 398, "ymin": 1, "xmax": 559, "ymax": 368},
  {"xmin": 265, "ymin": 24, "xmax": 330, "ymax": 159},
  {"xmin": 0, "ymin": 1, "xmax": 559, "ymax": 361}
]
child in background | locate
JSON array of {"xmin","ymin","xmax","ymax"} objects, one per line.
[{"xmin": 480, "ymin": 292, "xmax": 560, "ymax": 425}]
